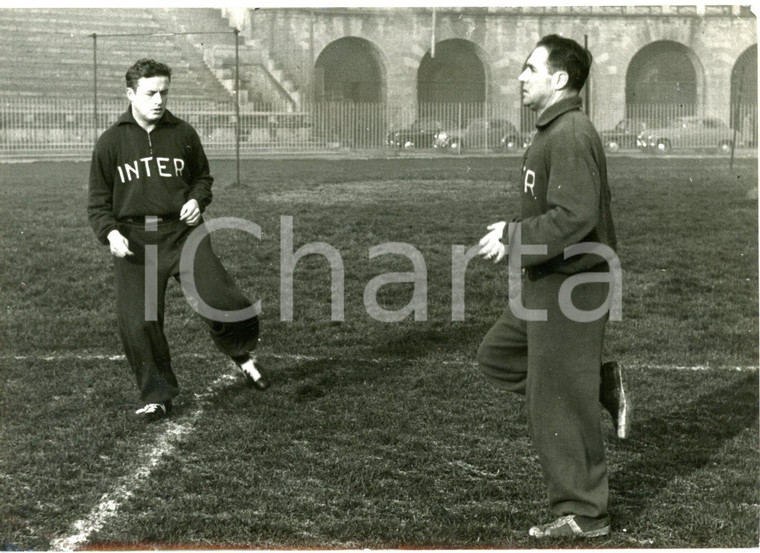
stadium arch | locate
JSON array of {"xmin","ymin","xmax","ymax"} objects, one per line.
[
  {"xmin": 313, "ymin": 36, "xmax": 387, "ymax": 147},
  {"xmin": 314, "ymin": 36, "xmax": 386, "ymax": 103},
  {"xmin": 417, "ymin": 38, "xmax": 488, "ymax": 116},
  {"xmin": 731, "ymin": 44, "xmax": 757, "ymax": 146},
  {"xmin": 625, "ymin": 40, "xmax": 704, "ymax": 116}
]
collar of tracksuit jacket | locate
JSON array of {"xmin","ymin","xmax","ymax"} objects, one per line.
[
  {"xmin": 116, "ymin": 106, "xmax": 181, "ymax": 130},
  {"xmin": 535, "ymin": 95, "xmax": 583, "ymax": 129}
]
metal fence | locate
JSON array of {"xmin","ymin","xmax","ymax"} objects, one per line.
[{"xmin": 0, "ymin": 98, "xmax": 756, "ymax": 158}]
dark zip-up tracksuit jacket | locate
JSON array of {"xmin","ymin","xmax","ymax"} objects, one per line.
[
  {"xmin": 88, "ymin": 108, "xmax": 213, "ymax": 245},
  {"xmin": 516, "ymin": 96, "xmax": 617, "ymax": 277}
]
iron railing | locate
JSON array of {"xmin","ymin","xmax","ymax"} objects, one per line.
[{"xmin": 0, "ymin": 99, "xmax": 756, "ymax": 158}]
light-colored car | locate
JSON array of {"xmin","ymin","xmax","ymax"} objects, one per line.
[
  {"xmin": 637, "ymin": 116, "xmax": 735, "ymax": 154},
  {"xmin": 434, "ymin": 118, "xmax": 523, "ymax": 152}
]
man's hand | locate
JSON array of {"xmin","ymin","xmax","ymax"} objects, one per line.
[
  {"xmin": 478, "ymin": 221, "xmax": 507, "ymax": 263},
  {"xmin": 107, "ymin": 229, "xmax": 133, "ymax": 258},
  {"xmin": 179, "ymin": 199, "xmax": 201, "ymax": 226}
]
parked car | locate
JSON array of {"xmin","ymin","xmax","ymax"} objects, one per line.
[
  {"xmin": 637, "ymin": 116, "xmax": 735, "ymax": 154},
  {"xmin": 387, "ymin": 118, "xmax": 451, "ymax": 149},
  {"xmin": 506, "ymin": 129, "xmax": 536, "ymax": 150},
  {"xmin": 600, "ymin": 118, "xmax": 654, "ymax": 152},
  {"xmin": 434, "ymin": 118, "xmax": 524, "ymax": 152}
]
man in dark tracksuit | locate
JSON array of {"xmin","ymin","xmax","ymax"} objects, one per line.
[
  {"xmin": 476, "ymin": 36, "xmax": 628, "ymax": 538},
  {"xmin": 88, "ymin": 59, "xmax": 268, "ymax": 422}
]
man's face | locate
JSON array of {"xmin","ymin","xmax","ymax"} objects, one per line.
[
  {"xmin": 127, "ymin": 76, "xmax": 170, "ymax": 127},
  {"xmin": 518, "ymin": 46, "xmax": 556, "ymax": 114}
]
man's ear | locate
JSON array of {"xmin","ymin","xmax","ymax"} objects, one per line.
[{"xmin": 552, "ymin": 71, "xmax": 570, "ymax": 91}]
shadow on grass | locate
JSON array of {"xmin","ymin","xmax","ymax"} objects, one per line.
[
  {"xmin": 247, "ymin": 356, "xmax": 395, "ymax": 405},
  {"xmin": 368, "ymin": 323, "xmax": 487, "ymax": 359},
  {"xmin": 612, "ymin": 371, "xmax": 759, "ymax": 525}
]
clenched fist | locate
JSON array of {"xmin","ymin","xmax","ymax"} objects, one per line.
[
  {"xmin": 107, "ymin": 229, "xmax": 134, "ymax": 258},
  {"xmin": 179, "ymin": 199, "xmax": 201, "ymax": 226}
]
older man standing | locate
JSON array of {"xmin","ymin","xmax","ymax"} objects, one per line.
[{"xmin": 476, "ymin": 35, "xmax": 628, "ymax": 538}]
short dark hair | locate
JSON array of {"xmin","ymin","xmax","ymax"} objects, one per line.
[
  {"xmin": 536, "ymin": 34, "xmax": 592, "ymax": 92},
  {"xmin": 125, "ymin": 58, "xmax": 172, "ymax": 91}
]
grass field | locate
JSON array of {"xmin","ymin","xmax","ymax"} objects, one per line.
[{"xmin": 0, "ymin": 155, "xmax": 758, "ymax": 549}]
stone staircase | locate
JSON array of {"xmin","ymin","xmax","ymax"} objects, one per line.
[{"xmin": 150, "ymin": 8, "xmax": 303, "ymax": 110}]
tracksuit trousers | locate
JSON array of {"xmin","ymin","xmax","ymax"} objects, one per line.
[
  {"xmin": 113, "ymin": 218, "xmax": 259, "ymax": 404},
  {"xmin": 477, "ymin": 270, "xmax": 609, "ymax": 519}
]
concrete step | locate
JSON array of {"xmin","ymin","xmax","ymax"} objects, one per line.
[
  {"xmin": 0, "ymin": 8, "xmax": 235, "ymax": 104},
  {"xmin": 0, "ymin": 19, "xmax": 164, "ymax": 35}
]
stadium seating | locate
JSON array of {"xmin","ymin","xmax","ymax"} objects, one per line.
[{"xmin": 0, "ymin": 8, "xmax": 235, "ymax": 101}]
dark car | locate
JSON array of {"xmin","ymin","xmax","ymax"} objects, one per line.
[
  {"xmin": 387, "ymin": 118, "xmax": 451, "ymax": 149},
  {"xmin": 504, "ymin": 128, "xmax": 535, "ymax": 150},
  {"xmin": 433, "ymin": 118, "xmax": 524, "ymax": 152},
  {"xmin": 600, "ymin": 118, "xmax": 653, "ymax": 152}
]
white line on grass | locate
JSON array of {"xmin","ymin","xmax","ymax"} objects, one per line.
[
  {"xmin": 14, "ymin": 351, "xmax": 758, "ymax": 550},
  {"xmin": 7, "ymin": 352, "xmax": 759, "ymax": 372},
  {"xmin": 48, "ymin": 372, "xmax": 237, "ymax": 552}
]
